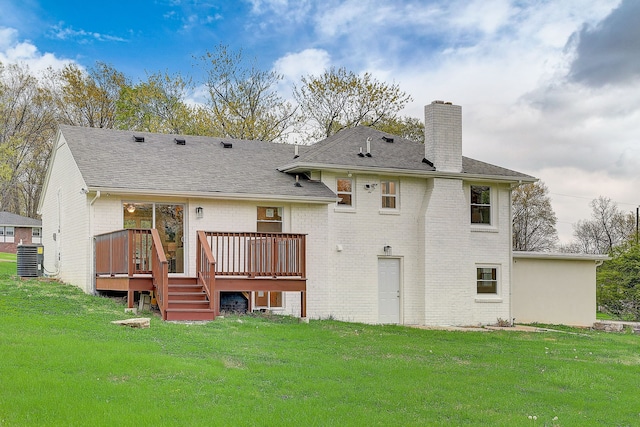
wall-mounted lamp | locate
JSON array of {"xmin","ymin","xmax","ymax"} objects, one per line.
[
  {"xmin": 126, "ymin": 204, "xmax": 136, "ymax": 213},
  {"xmin": 195, "ymin": 206, "xmax": 204, "ymax": 219},
  {"xmin": 383, "ymin": 245, "xmax": 392, "ymax": 256}
]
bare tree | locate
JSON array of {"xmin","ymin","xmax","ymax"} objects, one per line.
[
  {"xmin": 48, "ymin": 62, "xmax": 128, "ymax": 129},
  {"xmin": 572, "ymin": 196, "xmax": 634, "ymax": 254},
  {"xmin": 0, "ymin": 62, "xmax": 56, "ymax": 216},
  {"xmin": 512, "ymin": 181, "xmax": 558, "ymax": 251},
  {"xmin": 197, "ymin": 45, "xmax": 296, "ymax": 142},
  {"xmin": 293, "ymin": 67, "xmax": 412, "ymax": 142}
]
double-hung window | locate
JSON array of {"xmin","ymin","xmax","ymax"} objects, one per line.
[
  {"xmin": 477, "ymin": 266, "xmax": 498, "ymax": 294},
  {"xmin": 471, "ymin": 185, "xmax": 491, "ymax": 224},
  {"xmin": 336, "ymin": 178, "xmax": 353, "ymax": 207},
  {"xmin": 4, "ymin": 226, "xmax": 14, "ymax": 243},
  {"xmin": 380, "ymin": 180, "xmax": 398, "ymax": 209}
]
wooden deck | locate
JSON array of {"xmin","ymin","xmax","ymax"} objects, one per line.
[{"xmin": 95, "ymin": 229, "xmax": 307, "ymax": 321}]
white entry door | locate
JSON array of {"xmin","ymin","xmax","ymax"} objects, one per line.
[{"xmin": 378, "ymin": 258, "xmax": 400, "ymax": 324}]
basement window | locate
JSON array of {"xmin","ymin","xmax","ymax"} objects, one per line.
[{"xmin": 133, "ymin": 135, "xmax": 145, "ymax": 142}]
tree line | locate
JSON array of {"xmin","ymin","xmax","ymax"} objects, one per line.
[{"xmin": 0, "ymin": 44, "xmax": 422, "ymax": 217}]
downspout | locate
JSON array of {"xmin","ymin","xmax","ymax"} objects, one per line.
[
  {"xmin": 89, "ymin": 191, "xmax": 101, "ymax": 294},
  {"xmin": 508, "ymin": 180, "xmax": 527, "ymax": 326}
]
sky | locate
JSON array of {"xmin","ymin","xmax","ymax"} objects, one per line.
[{"xmin": 1, "ymin": 0, "xmax": 639, "ymax": 244}]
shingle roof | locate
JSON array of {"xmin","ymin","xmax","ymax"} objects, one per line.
[
  {"xmin": 58, "ymin": 124, "xmax": 534, "ymax": 201},
  {"xmin": 281, "ymin": 126, "xmax": 534, "ymax": 180},
  {"xmin": 0, "ymin": 212, "xmax": 42, "ymax": 227},
  {"xmin": 58, "ymin": 125, "xmax": 336, "ymax": 201}
]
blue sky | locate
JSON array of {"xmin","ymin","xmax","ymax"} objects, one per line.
[{"xmin": 2, "ymin": 0, "xmax": 640, "ymax": 243}]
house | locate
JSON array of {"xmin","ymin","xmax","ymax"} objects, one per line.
[
  {"xmin": 0, "ymin": 211, "xmax": 42, "ymax": 254},
  {"xmin": 39, "ymin": 101, "xmax": 543, "ymax": 325}
]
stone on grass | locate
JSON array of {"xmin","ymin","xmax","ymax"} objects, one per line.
[{"xmin": 111, "ymin": 318, "xmax": 150, "ymax": 329}]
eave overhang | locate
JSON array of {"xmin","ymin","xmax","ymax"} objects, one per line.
[{"xmin": 278, "ymin": 162, "xmax": 537, "ymax": 184}]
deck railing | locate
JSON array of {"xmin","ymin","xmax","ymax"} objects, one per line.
[
  {"xmin": 203, "ymin": 231, "xmax": 306, "ymax": 278},
  {"xmin": 95, "ymin": 229, "xmax": 153, "ymax": 276},
  {"xmin": 196, "ymin": 231, "xmax": 216, "ymax": 313},
  {"xmin": 150, "ymin": 229, "xmax": 169, "ymax": 317}
]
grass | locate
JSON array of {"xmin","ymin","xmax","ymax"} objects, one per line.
[
  {"xmin": 0, "ymin": 275, "xmax": 639, "ymax": 426},
  {"xmin": 0, "ymin": 252, "xmax": 16, "ymax": 275}
]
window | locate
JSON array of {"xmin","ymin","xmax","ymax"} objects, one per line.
[
  {"xmin": 257, "ymin": 207, "xmax": 282, "ymax": 233},
  {"xmin": 32, "ymin": 228, "xmax": 41, "ymax": 238},
  {"xmin": 336, "ymin": 178, "xmax": 353, "ymax": 207},
  {"xmin": 471, "ymin": 185, "xmax": 491, "ymax": 224},
  {"xmin": 255, "ymin": 207, "xmax": 283, "ymax": 307},
  {"xmin": 477, "ymin": 267, "xmax": 498, "ymax": 294},
  {"xmin": 381, "ymin": 180, "xmax": 398, "ymax": 209},
  {"xmin": 4, "ymin": 226, "xmax": 14, "ymax": 243},
  {"xmin": 32, "ymin": 227, "xmax": 42, "ymax": 243},
  {"xmin": 0, "ymin": 227, "xmax": 4, "ymax": 242},
  {"xmin": 255, "ymin": 291, "xmax": 283, "ymax": 309}
]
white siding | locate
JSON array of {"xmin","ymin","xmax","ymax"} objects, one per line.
[{"xmin": 40, "ymin": 134, "xmax": 91, "ymax": 292}]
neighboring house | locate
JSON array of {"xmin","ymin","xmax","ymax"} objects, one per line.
[
  {"xmin": 39, "ymin": 101, "xmax": 542, "ymax": 325},
  {"xmin": 0, "ymin": 212, "xmax": 42, "ymax": 253}
]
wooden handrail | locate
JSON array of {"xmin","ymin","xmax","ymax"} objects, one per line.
[
  {"xmin": 150, "ymin": 229, "xmax": 169, "ymax": 319},
  {"xmin": 197, "ymin": 231, "xmax": 216, "ymax": 316},
  {"xmin": 203, "ymin": 231, "xmax": 306, "ymax": 277}
]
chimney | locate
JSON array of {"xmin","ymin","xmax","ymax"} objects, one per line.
[{"xmin": 424, "ymin": 100, "xmax": 462, "ymax": 173}]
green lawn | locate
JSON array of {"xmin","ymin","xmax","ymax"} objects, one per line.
[
  {"xmin": 0, "ymin": 276, "xmax": 638, "ymax": 426},
  {"xmin": 0, "ymin": 252, "xmax": 16, "ymax": 275}
]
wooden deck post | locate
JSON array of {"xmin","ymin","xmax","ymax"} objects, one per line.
[{"xmin": 301, "ymin": 290, "xmax": 306, "ymax": 318}]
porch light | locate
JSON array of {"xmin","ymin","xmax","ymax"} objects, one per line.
[
  {"xmin": 383, "ymin": 245, "xmax": 392, "ymax": 256},
  {"xmin": 196, "ymin": 206, "xmax": 204, "ymax": 219},
  {"xmin": 126, "ymin": 204, "xmax": 136, "ymax": 213}
]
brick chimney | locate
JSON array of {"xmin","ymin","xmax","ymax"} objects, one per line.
[{"xmin": 424, "ymin": 101, "xmax": 462, "ymax": 173}]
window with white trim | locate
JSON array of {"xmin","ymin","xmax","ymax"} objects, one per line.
[
  {"xmin": 336, "ymin": 178, "xmax": 353, "ymax": 207},
  {"xmin": 471, "ymin": 185, "xmax": 491, "ymax": 224},
  {"xmin": 4, "ymin": 226, "xmax": 14, "ymax": 243},
  {"xmin": 0, "ymin": 227, "xmax": 4, "ymax": 242},
  {"xmin": 32, "ymin": 227, "xmax": 42, "ymax": 243},
  {"xmin": 380, "ymin": 180, "xmax": 398, "ymax": 209},
  {"xmin": 477, "ymin": 266, "xmax": 498, "ymax": 294}
]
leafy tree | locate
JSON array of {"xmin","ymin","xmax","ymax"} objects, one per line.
[
  {"xmin": 293, "ymin": 66, "xmax": 412, "ymax": 142},
  {"xmin": 597, "ymin": 243, "xmax": 640, "ymax": 320},
  {"xmin": 371, "ymin": 116, "xmax": 424, "ymax": 143},
  {"xmin": 512, "ymin": 181, "xmax": 558, "ymax": 251},
  {"xmin": 197, "ymin": 44, "xmax": 296, "ymax": 142},
  {"xmin": 117, "ymin": 71, "xmax": 197, "ymax": 134},
  {"xmin": 49, "ymin": 62, "xmax": 129, "ymax": 128},
  {"xmin": 572, "ymin": 196, "xmax": 634, "ymax": 254},
  {"xmin": 0, "ymin": 62, "xmax": 56, "ymax": 216}
]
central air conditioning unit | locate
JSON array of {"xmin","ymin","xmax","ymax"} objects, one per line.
[{"xmin": 17, "ymin": 244, "xmax": 44, "ymax": 278}]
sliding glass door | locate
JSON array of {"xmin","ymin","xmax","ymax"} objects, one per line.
[{"xmin": 123, "ymin": 202, "xmax": 184, "ymax": 274}]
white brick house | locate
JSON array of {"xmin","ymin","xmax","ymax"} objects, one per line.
[{"xmin": 38, "ymin": 101, "xmax": 537, "ymax": 326}]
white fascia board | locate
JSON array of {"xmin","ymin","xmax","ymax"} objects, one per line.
[
  {"xmin": 88, "ymin": 187, "xmax": 337, "ymax": 204},
  {"xmin": 513, "ymin": 251, "xmax": 610, "ymax": 261},
  {"xmin": 279, "ymin": 162, "xmax": 537, "ymax": 184}
]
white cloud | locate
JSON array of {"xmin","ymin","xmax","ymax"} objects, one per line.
[
  {"xmin": 273, "ymin": 48, "xmax": 330, "ymax": 82},
  {"xmin": 0, "ymin": 26, "xmax": 73, "ymax": 73}
]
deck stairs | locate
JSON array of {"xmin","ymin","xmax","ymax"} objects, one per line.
[{"xmin": 164, "ymin": 277, "xmax": 215, "ymax": 321}]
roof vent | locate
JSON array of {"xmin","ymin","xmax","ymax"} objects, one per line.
[
  {"xmin": 294, "ymin": 175, "xmax": 302, "ymax": 187},
  {"xmin": 422, "ymin": 158, "xmax": 435, "ymax": 168},
  {"xmin": 133, "ymin": 135, "xmax": 145, "ymax": 142},
  {"xmin": 174, "ymin": 138, "xmax": 186, "ymax": 145},
  {"xmin": 358, "ymin": 147, "xmax": 365, "ymax": 157},
  {"xmin": 382, "ymin": 136, "xmax": 394, "ymax": 143},
  {"xmin": 221, "ymin": 141, "xmax": 232, "ymax": 148}
]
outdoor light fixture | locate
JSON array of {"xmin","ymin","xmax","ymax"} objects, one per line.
[
  {"xmin": 196, "ymin": 206, "xmax": 204, "ymax": 219},
  {"xmin": 383, "ymin": 245, "xmax": 392, "ymax": 256},
  {"xmin": 126, "ymin": 204, "xmax": 136, "ymax": 213}
]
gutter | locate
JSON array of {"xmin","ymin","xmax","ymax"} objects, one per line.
[
  {"xmin": 278, "ymin": 162, "xmax": 537, "ymax": 184},
  {"xmin": 86, "ymin": 187, "xmax": 337, "ymax": 204}
]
